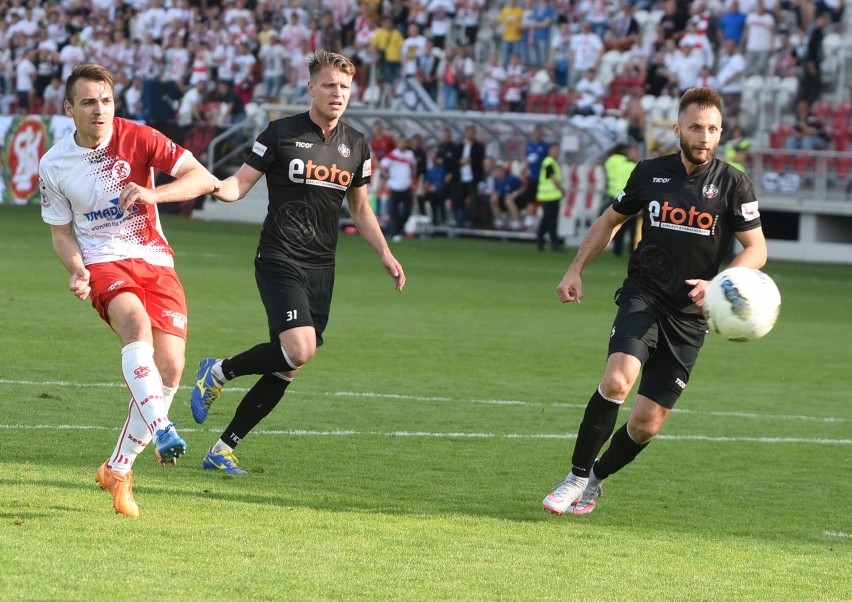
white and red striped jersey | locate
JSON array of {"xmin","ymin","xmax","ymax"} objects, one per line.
[{"xmin": 39, "ymin": 117, "xmax": 190, "ymax": 268}]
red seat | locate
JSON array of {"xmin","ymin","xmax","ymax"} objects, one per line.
[{"xmin": 770, "ymin": 124, "xmax": 793, "ymax": 149}]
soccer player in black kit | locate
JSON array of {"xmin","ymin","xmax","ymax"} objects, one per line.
[
  {"xmin": 189, "ymin": 50, "xmax": 406, "ymax": 474},
  {"xmin": 543, "ymin": 87, "xmax": 768, "ymax": 515}
]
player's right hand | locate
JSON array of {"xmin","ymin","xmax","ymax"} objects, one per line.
[
  {"xmin": 70, "ymin": 268, "xmax": 91, "ymax": 300},
  {"xmin": 557, "ymin": 272, "xmax": 582, "ymax": 304}
]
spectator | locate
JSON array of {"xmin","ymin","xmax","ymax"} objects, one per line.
[
  {"xmin": 480, "ymin": 53, "xmax": 507, "ymax": 110},
  {"xmin": 498, "ymin": 0, "xmax": 525, "ymax": 67},
  {"xmin": 420, "ymin": 150, "xmax": 449, "ymax": 225},
  {"xmin": 569, "ymin": 19, "xmax": 604, "ymax": 86},
  {"xmin": 370, "ymin": 120, "xmax": 396, "ymax": 163},
  {"xmin": 436, "ymin": 127, "xmax": 461, "ymax": 215},
  {"xmin": 455, "ymin": 124, "xmax": 486, "ymax": 227},
  {"xmin": 380, "ymin": 135, "xmax": 417, "ymax": 243},
  {"xmin": 772, "ymin": 25, "xmax": 800, "ymax": 80},
  {"xmin": 260, "ymin": 32, "xmax": 287, "ymax": 102},
  {"xmin": 177, "ymin": 79, "xmax": 208, "ymax": 126},
  {"xmin": 401, "ymin": 23, "xmax": 428, "ymax": 80},
  {"xmin": 530, "ymin": 0, "xmax": 556, "ymax": 68},
  {"xmin": 569, "ymin": 68, "xmax": 605, "ymax": 116},
  {"xmin": 679, "ymin": 20, "xmax": 714, "ymax": 69},
  {"xmin": 503, "ymin": 51, "xmax": 528, "ymax": 112},
  {"xmin": 372, "ymin": 16, "xmax": 405, "ymax": 95},
  {"xmin": 488, "ymin": 161, "xmax": 527, "ymax": 230},
  {"xmin": 694, "ymin": 64, "xmax": 718, "ymax": 90},
  {"xmin": 457, "ymin": 0, "xmax": 485, "ymax": 46},
  {"xmin": 427, "ymin": 4, "xmax": 453, "ymax": 49},
  {"xmin": 549, "ymin": 21, "xmax": 572, "ymax": 90},
  {"xmin": 280, "ymin": 10, "xmax": 311, "ymax": 54},
  {"xmin": 799, "ymin": 11, "xmax": 827, "ymax": 106},
  {"xmin": 716, "ymin": 0, "xmax": 747, "ymax": 47},
  {"xmin": 15, "ymin": 48, "xmax": 37, "ymax": 115},
  {"xmin": 668, "ymin": 41, "xmax": 704, "ymax": 95},
  {"xmin": 620, "ymin": 85, "xmax": 646, "ymax": 143},
  {"xmin": 41, "ymin": 76, "xmax": 65, "ymax": 116},
  {"xmin": 416, "ymin": 38, "xmax": 441, "ymax": 101},
  {"xmin": 124, "ymin": 77, "xmax": 144, "ymax": 120},
  {"xmin": 715, "ymin": 38, "xmax": 746, "ymax": 130},
  {"xmin": 59, "ymin": 35, "xmax": 87, "ymax": 82},
  {"xmin": 786, "ymin": 99, "xmax": 830, "ymax": 150},
  {"xmin": 232, "ymin": 40, "xmax": 258, "ymax": 105},
  {"xmin": 743, "ymin": 0, "xmax": 776, "ymax": 76},
  {"xmin": 315, "ymin": 11, "xmax": 342, "ymax": 54},
  {"xmin": 211, "ymin": 80, "xmax": 245, "ymax": 125},
  {"xmin": 606, "ymin": 1, "xmax": 640, "ymax": 52}
]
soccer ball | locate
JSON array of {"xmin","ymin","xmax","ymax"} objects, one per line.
[{"xmin": 703, "ymin": 267, "xmax": 781, "ymax": 342}]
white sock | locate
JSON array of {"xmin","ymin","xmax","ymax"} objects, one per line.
[
  {"xmin": 121, "ymin": 341, "xmax": 169, "ymax": 438},
  {"xmin": 108, "ymin": 385, "xmax": 181, "ymax": 474},
  {"xmin": 211, "ymin": 361, "xmax": 226, "ymax": 383},
  {"xmin": 211, "ymin": 439, "xmax": 233, "ymax": 454}
]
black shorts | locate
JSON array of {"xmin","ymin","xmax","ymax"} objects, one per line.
[
  {"xmin": 255, "ymin": 255, "xmax": 335, "ymax": 346},
  {"xmin": 516, "ymin": 184, "xmax": 536, "ymax": 210},
  {"xmin": 608, "ymin": 287, "xmax": 706, "ymax": 409}
]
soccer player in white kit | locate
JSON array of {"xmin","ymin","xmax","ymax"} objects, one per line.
[{"xmin": 39, "ymin": 64, "xmax": 221, "ymax": 517}]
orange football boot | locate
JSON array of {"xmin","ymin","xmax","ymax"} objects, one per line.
[{"xmin": 96, "ymin": 460, "xmax": 140, "ymax": 518}]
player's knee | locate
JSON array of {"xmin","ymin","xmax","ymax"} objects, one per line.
[
  {"xmin": 282, "ymin": 343, "xmax": 316, "ymax": 368},
  {"xmin": 626, "ymin": 418, "xmax": 660, "ymax": 444},
  {"xmin": 600, "ymin": 372, "xmax": 633, "ymax": 401}
]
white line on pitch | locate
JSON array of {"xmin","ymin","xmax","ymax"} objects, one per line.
[
  {"xmin": 1, "ymin": 378, "xmax": 846, "ymax": 423},
  {"xmin": 0, "ymin": 423, "xmax": 849, "ymax": 445},
  {"xmin": 824, "ymin": 531, "xmax": 852, "ymax": 539}
]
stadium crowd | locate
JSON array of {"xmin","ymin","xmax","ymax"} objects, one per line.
[{"xmin": 1, "ymin": 0, "xmax": 847, "ymax": 227}]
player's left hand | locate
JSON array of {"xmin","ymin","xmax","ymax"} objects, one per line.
[
  {"xmin": 118, "ymin": 182, "xmax": 158, "ymax": 212},
  {"xmin": 685, "ymin": 278, "xmax": 711, "ymax": 307}
]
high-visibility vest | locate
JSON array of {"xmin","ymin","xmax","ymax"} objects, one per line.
[{"xmin": 537, "ymin": 156, "xmax": 562, "ymax": 202}]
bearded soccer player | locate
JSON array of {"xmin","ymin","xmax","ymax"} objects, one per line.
[
  {"xmin": 39, "ymin": 64, "xmax": 220, "ymax": 517},
  {"xmin": 542, "ymin": 87, "xmax": 768, "ymax": 515},
  {"xmin": 189, "ymin": 50, "xmax": 406, "ymax": 474}
]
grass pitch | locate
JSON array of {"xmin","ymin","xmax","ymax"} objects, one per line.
[{"xmin": 1, "ymin": 205, "xmax": 849, "ymax": 600}]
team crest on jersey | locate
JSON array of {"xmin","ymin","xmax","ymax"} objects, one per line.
[
  {"xmin": 703, "ymin": 184, "xmax": 719, "ymax": 198},
  {"xmin": 111, "ymin": 160, "xmax": 131, "ymax": 182},
  {"xmin": 338, "ymin": 143, "xmax": 351, "ymax": 158}
]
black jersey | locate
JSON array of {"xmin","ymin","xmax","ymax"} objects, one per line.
[
  {"xmin": 613, "ymin": 153, "xmax": 761, "ymax": 316},
  {"xmin": 245, "ymin": 112, "xmax": 372, "ymax": 268}
]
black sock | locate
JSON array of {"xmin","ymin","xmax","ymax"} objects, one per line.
[
  {"xmin": 221, "ymin": 373, "xmax": 292, "ymax": 448},
  {"xmin": 221, "ymin": 342, "xmax": 295, "ymax": 379},
  {"xmin": 570, "ymin": 388, "xmax": 622, "ymax": 478},
  {"xmin": 594, "ymin": 423, "xmax": 649, "ymax": 479}
]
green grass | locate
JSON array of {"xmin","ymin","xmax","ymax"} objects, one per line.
[{"xmin": 1, "ymin": 204, "xmax": 850, "ymax": 601}]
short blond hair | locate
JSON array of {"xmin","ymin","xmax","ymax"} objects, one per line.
[{"xmin": 308, "ymin": 49, "xmax": 356, "ymax": 80}]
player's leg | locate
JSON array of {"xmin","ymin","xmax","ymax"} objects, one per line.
[
  {"xmin": 573, "ymin": 315, "xmax": 703, "ymax": 514},
  {"xmin": 201, "ymin": 261, "xmax": 333, "ymax": 473},
  {"xmin": 543, "ymin": 290, "xmax": 653, "ymax": 514}
]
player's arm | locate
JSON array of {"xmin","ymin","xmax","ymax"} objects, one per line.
[
  {"xmin": 557, "ymin": 205, "xmax": 631, "ymax": 304},
  {"xmin": 729, "ymin": 227, "xmax": 767, "ymax": 270},
  {"xmin": 118, "ymin": 154, "xmax": 220, "ymax": 211},
  {"xmin": 212, "ymin": 163, "xmax": 264, "ymax": 203},
  {"xmin": 347, "ymin": 184, "xmax": 406, "ymax": 292},
  {"xmin": 49, "ymin": 223, "xmax": 91, "ymax": 300}
]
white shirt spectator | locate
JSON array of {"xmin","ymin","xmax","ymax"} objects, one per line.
[
  {"xmin": 280, "ymin": 16, "xmax": 311, "ymax": 53},
  {"xmin": 668, "ymin": 45, "xmax": 704, "ymax": 91},
  {"xmin": 59, "ymin": 41, "xmax": 86, "ymax": 81},
  {"xmin": 260, "ymin": 38, "xmax": 287, "ymax": 79},
  {"xmin": 569, "ymin": 30, "xmax": 604, "ymax": 74},
  {"xmin": 716, "ymin": 49, "xmax": 746, "ymax": 93},
  {"xmin": 381, "ymin": 148, "xmax": 416, "ymax": 191},
  {"xmin": 744, "ymin": 10, "xmax": 775, "ymax": 53},
  {"xmin": 16, "ymin": 56, "xmax": 36, "ymax": 93},
  {"xmin": 401, "ymin": 32, "xmax": 428, "ymax": 77},
  {"xmin": 574, "ymin": 73, "xmax": 604, "ymax": 114},
  {"xmin": 141, "ymin": 2, "xmax": 169, "ymax": 41}
]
